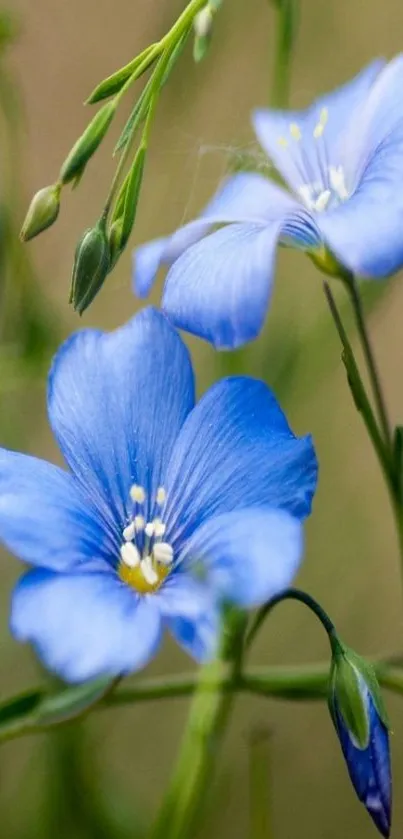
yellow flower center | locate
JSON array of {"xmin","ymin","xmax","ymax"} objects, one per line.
[{"xmin": 118, "ymin": 484, "xmax": 174, "ymax": 594}]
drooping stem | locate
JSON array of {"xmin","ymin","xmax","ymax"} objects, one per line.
[{"xmin": 247, "ymin": 587, "xmax": 336, "ymax": 651}]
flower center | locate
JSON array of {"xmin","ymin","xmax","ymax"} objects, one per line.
[
  {"xmin": 277, "ymin": 108, "xmax": 350, "ymax": 212},
  {"xmin": 118, "ymin": 484, "xmax": 174, "ymax": 594}
]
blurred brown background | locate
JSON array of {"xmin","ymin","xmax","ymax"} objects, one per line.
[{"xmin": 1, "ymin": 0, "xmax": 403, "ymax": 836}]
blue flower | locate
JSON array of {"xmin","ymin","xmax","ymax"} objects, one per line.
[
  {"xmin": 133, "ymin": 56, "xmax": 403, "ymax": 348},
  {"xmin": 0, "ymin": 308, "xmax": 317, "ymax": 683},
  {"xmin": 329, "ymin": 644, "xmax": 391, "ymax": 837}
]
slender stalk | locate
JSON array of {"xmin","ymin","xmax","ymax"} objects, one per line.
[
  {"xmin": 342, "ymin": 273, "xmax": 392, "ymax": 449},
  {"xmin": 270, "ymin": 0, "xmax": 298, "ymax": 108},
  {"xmin": 149, "ymin": 655, "xmax": 235, "ymax": 839},
  {"xmin": 247, "ymin": 586, "xmax": 335, "ymax": 651},
  {"xmin": 0, "ymin": 659, "xmax": 403, "ymax": 748}
]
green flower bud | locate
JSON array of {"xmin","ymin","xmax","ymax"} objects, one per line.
[
  {"xmin": 107, "ymin": 219, "xmax": 124, "ymax": 271},
  {"xmin": 60, "ymin": 101, "xmax": 117, "ymax": 185},
  {"xmin": 20, "ymin": 184, "xmax": 61, "ymax": 242},
  {"xmin": 70, "ymin": 223, "xmax": 110, "ymax": 314}
]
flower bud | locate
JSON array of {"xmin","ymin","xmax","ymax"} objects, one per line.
[
  {"xmin": 70, "ymin": 223, "xmax": 110, "ymax": 314},
  {"xmin": 328, "ymin": 640, "xmax": 391, "ymax": 837},
  {"xmin": 20, "ymin": 184, "xmax": 61, "ymax": 242},
  {"xmin": 193, "ymin": 5, "xmax": 214, "ymax": 63},
  {"xmin": 193, "ymin": 5, "xmax": 213, "ymax": 38},
  {"xmin": 60, "ymin": 101, "xmax": 117, "ymax": 185}
]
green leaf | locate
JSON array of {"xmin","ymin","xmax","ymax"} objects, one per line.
[
  {"xmin": 86, "ymin": 43, "xmax": 159, "ymax": 104},
  {"xmin": 0, "ymin": 677, "xmax": 114, "ymax": 745}
]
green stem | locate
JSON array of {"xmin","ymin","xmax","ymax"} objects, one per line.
[
  {"xmin": 1, "ymin": 659, "xmax": 403, "ymax": 747},
  {"xmin": 149, "ymin": 654, "xmax": 235, "ymax": 839},
  {"xmin": 323, "ymin": 282, "xmax": 394, "ymax": 493},
  {"xmin": 270, "ymin": 0, "xmax": 298, "ymax": 108},
  {"xmin": 247, "ymin": 587, "xmax": 335, "ymax": 651},
  {"xmin": 342, "ymin": 273, "xmax": 392, "ymax": 449}
]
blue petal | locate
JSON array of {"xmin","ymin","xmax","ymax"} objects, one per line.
[
  {"xmin": 333, "ymin": 697, "xmax": 391, "ymax": 838},
  {"xmin": 47, "ymin": 307, "xmax": 195, "ymax": 527},
  {"xmin": 318, "ymin": 56, "xmax": 403, "ymax": 278},
  {"xmin": 369, "ymin": 706, "xmax": 392, "ymax": 837},
  {"xmin": 162, "ymin": 222, "xmax": 283, "ymax": 348},
  {"xmin": 178, "ymin": 507, "xmax": 303, "ymax": 608},
  {"xmin": 11, "ymin": 569, "xmax": 162, "ymax": 682},
  {"xmin": 132, "ymin": 173, "xmax": 295, "ymax": 298},
  {"xmin": 253, "ymin": 60, "xmax": 384, "ymax": 195},
  {"xmin": 157, "ymin": 573, "xmax": 219, "ymax": 661},
  {"xmin": 164, "ymin": 377, "xmax": 317, "ymax": 547},
  {"xmin": 0, "ymin": 449, "xmax": 115, "ymax": 570}
]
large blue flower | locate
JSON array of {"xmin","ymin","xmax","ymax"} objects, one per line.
[
  {"xmin": 0, "ymin": 308, "xmax": 317, "ymax": 683},
  {"xmin": 133, "ymin": 56, "xmax": 403, "ymax": 348}
]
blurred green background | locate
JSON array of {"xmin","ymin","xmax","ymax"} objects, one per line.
[{"xmin": 1, "ymin": 0, "xmax": 403, "ymax": 836}]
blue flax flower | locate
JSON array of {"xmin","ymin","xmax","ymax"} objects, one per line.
[
  {"xmin": 133, "ymin": 56, "xmax": 403, "ymax": 348},
  {"xmin": 0, "ymin": 308, "xmax": 317, "ymax": 683}
]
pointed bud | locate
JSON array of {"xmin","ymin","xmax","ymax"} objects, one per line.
[
  {"xmin": 20, "ymin": 184, "xmax": 61, "ymax": 242},
  {"xmin": 60, "ymin": 101, "xmax": 117, "ymax": 185},
  {"xmin": 328, "ymin": 640, "xmax": 391, "ymax": 837},
  {"xmin": 70, "ymin": 222, "xmax": 110, "ymax": 314}
]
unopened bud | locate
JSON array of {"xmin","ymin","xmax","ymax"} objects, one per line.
[
  {"xmin": 20, "ymin": 184, "xmax": 61, "ymax": 242},
  {"xmin": 107, "ymin": 219, "xmax": 124, "ymax": 271},
  {"xmin": 70, "ymin": 222, "xmax": 110, "ymax": 314},
  {"xmin": 328, "ymin": 639, "xmax": 391, "ymax": 837},
  {"xmin": 193, "ymin": 5, "xmax": 213, "ymax": 38},
  {"xmin": 60, "ymin": 101, "xmax": 117, "ymax": 185}
]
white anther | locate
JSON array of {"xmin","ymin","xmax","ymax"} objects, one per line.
[
  {"xmin": 153, "ymin": 542, "xmax": 174, "ymax": 566},
  {"xmin": 141, "ymin": 556, "xmax": 158, "ymax": 586},
  {"xmin": 156, "ymin": 487, "xmax": 167, "ymax": 505},
  {"xmin": 130, "ymin": 484, "xmax": 146, "ymax": 504},
  {"xmin": 313, "ymin": 189, "xmax": 331, "ymax": 212},
  {"xmin": 153, "ymin": 518, "xmax": 166, "ymax": 538},
  {"xmin": 329, "ymin": 165, "xmax": 349, "ymax": 201},
  {"xmin": 134, "ymin": 515, "xmax": 145, "ymax": 531},
  {"xmin": 120, "ymin": 542, "xmax": 140, "ymax": 568},
  {"xmin": 298, "ymin": 184, "xmax": 315, "ymax": 210},
  {"xmin": 145, "ymin": 521, "xmax": 155, "ymax": 538},
  {"xmin": 289, "ymin": 122, "xmax": 302, "ymax": 141},
  {"xmin": 123, "ymin": 522, "xmax": 135, "ymax": 542}
]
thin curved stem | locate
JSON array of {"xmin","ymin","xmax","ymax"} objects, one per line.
[{"xmin": 246, "ymin": 587, "xmax": 335, "ymax": 652}]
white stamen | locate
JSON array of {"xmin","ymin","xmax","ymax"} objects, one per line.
[
  {"xmin": 120, "ymin": 542, "xmax": 140, "ymax": 568},
  {"xmin": 141, "ymin": 556, "xmax": 158, "ymax": 586},
  {"xmin": 329, "ymin": 165, "xmax": 349, "ymax": 200},
  {"xmin": 145, "ymin": 521, "xmax": 155, "ymax": 538},
  {"xmin": 130, "ymin": 484, "xmax": 146, "ymax": 504},
  {"xmin": 153, "ymin": 518, "xmax": 166, "ymax": 538},
  {"xmin": 153, "ymin": 542, "xmax": 174, "ymax": 565},
  {"xmin": 298, "ymin": 184, "xmax": 315, "ymax": 210},
  {"xmin": 123, "ymin": 522, "xmax": 135, "ymax": 542},
  {"xmin": 313, "ymin": 189, "xmax": 331, "ymax": 212},
  {"xmin": 313, "ymin": 107, "xmax": 328, "ymax": 139},
  {"xmin": 134, "ymin": 515, "xmax": 145, "ymax": 531},
  {"xmin": 156, "ymin": 487, "xmax": 167, "ymax": 505},
  {"xmin": 289, "ymin": 122, "xmax": 302, "ymax": 141}
]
